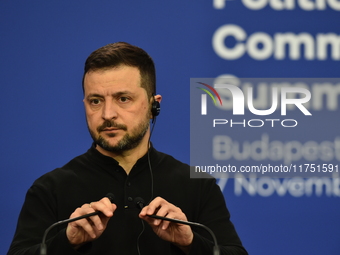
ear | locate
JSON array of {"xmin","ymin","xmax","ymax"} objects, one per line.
[
  {"xmin": 154, "ymin": 94, "xmax": 162, "ymax": 103},
  {"xmin": 150, "ymin": 94, "xmax": 162, "ymax": 119}
]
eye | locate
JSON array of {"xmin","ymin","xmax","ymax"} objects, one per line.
[
  {"xmin": 89, "ymin": 98, "xmax": 102, "ymax": 105},
  {"xmin": 119, "ymin": 97, "xmax": 130, "ymax": 103}
]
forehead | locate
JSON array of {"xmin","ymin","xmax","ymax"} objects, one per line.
[{"xmin": 83, "ymin": 66, "xmax": 142, "ymax": 94}]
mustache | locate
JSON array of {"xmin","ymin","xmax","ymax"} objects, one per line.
[{"xmin": 97, "ymin": 120, "xmax": 128, "ymax": 132}]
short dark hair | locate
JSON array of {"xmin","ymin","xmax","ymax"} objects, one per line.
[{"xmin": 82, "ymin": 42, "xmax": 156, "ymax": 98}]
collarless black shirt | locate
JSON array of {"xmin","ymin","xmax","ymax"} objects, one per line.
[{"xmin": 8, "ymin": 144, "xmax": 247, "ymax": 255}]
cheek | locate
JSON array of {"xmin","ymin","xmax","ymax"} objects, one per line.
[
  {"xmin": 85, "ymin": 111, "xmax": 100, "ymax": 128},
  {"xmin": 135, "ymin": 106, "xmax": 151, "ymax": 120},
  {"xmin": 140, "ymin": 102, "xmax": 150, "ymax": 116}
]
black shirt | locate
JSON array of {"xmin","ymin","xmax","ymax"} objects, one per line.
[{"xmin": 8, "ymin": 144, "xmax": 247, "ymax": 255}]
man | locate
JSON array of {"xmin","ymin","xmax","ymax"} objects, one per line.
[{"xmin": 8, "ymin": 42, "xmax": 247, "ymax": 255}]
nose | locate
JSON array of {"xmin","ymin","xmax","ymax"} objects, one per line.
[{"xmin": 101, "ymin": 100, "xmax": 118, "ymax": 120}]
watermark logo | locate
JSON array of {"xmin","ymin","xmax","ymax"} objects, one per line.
[
  {"xmin": 213, "ymin": 84, "xmax": 311, "ymax": 116},
  {"xmin": 195, "ymin": 79, "xmax": 314, "ymax": 128},
  {"xmin": 196, "ymin": 82, "xmax": 223, "ymax": 115}
]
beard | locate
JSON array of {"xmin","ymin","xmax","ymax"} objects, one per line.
[{"xmin": 89, "ymin": 116, "xmax": 150, "ymax": 154}]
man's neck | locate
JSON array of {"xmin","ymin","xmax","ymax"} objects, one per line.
[{"xmin": 95, "ymin": 138, "xmax": 150, "ymax": 175}]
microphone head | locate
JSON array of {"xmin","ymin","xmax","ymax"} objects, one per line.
[
  {"xmin": 134, "ymin": 197, "xmax": 145, "ymax": 209},
  {"xmin": 106, "ymin": 193, "xmax": 116, "ymax": 203}
]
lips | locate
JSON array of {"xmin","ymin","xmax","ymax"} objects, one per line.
[{"xmin": 103, "ymin": 128, "xmax": 119, "ymax": 131}]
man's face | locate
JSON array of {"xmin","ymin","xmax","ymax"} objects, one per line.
[{"xmin": 83, "ymin": 66, "xmax": 151, "ymax": 154}]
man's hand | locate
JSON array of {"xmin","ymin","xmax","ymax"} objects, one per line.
[
  {"xmin": 139, "ymin": 197, "xmax": 193, "ymax": 253},
  {"xmin": 66, "ymin": 197, "xmax": 116, "ymax": 247}
]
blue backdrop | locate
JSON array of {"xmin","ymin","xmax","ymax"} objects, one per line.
[{"xmin": 1, "ymin": 1, "xmax": 339, "ymax": 254}]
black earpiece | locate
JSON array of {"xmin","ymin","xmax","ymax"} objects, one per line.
[{"xmin": 151, "ymin": 100, "xmax": 160, "ymax": 117}]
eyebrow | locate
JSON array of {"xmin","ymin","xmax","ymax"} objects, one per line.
[
  {"xmin": 86, "ymin": 91, "xmax": 134, "ymax": 99},
  {"xmin": 112, "ymin": 91, "xmax": 134, "ymax": 97}
]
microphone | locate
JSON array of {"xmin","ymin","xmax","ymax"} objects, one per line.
[
  {"xmin": 40, "ymin": 193, "xmax": 115, "ymax": 255},
  {"xmin": 135, "ymin": 197, "xmax": 220, "ymax": 255}
]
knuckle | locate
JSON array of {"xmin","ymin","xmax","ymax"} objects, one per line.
[{"xmin": 155, "ymin": 196, "xmax": 162, "ymax": 202}]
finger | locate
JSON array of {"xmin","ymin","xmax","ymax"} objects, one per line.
[
  {"xmin": 78, "ymin": 203, "xmax": 105, "ymax": 233},
  {"xmin": 89, "ymin": 198, "xmax": 115, "ymax": 217},
  {"xmin": 141, "ymin": 197, "xmax": 168, "ymax": 216},
  {"xmin": 140, "ymin": 197, "xmax": 175, "ymax": 218},
  {"xmin": 152, "ymin": 205, "xmax": 174, "ymax": 226},
  {"xmin": 71, "ymin": 217, "xmax": 98, "ymax": 238},
  {"xmin": 86, "ymin": 199, "xmax": 116, "ymax": 230},
  {"xmin": 157, "ymin": 211, "xmax": 182, "ymax": 230},
  {"xmin": 68, "ymin": 207, "xmax": 99, "ymax": 240},
  {"xmin": 101, "ymin": 196, "xmax": 116, "ymax": 208},
  {"xmin": 100, "ymin": 197, "xmax": 117, "ymax": 218}
]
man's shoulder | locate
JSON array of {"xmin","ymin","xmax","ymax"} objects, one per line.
[
  {"xmin": 153, "ymin": 148, "xmax": 215, "ymax": 180},
  {"xmin": 32, "ymin": 149, "xmax": 93, "ymax": 186},
  {"xmin": 153, "ymin": 149, "xmax": 189, "ymax": 170},
  {"xmin": 156, "ymin": 150, "xmax": 187, "ymax": 164}
]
